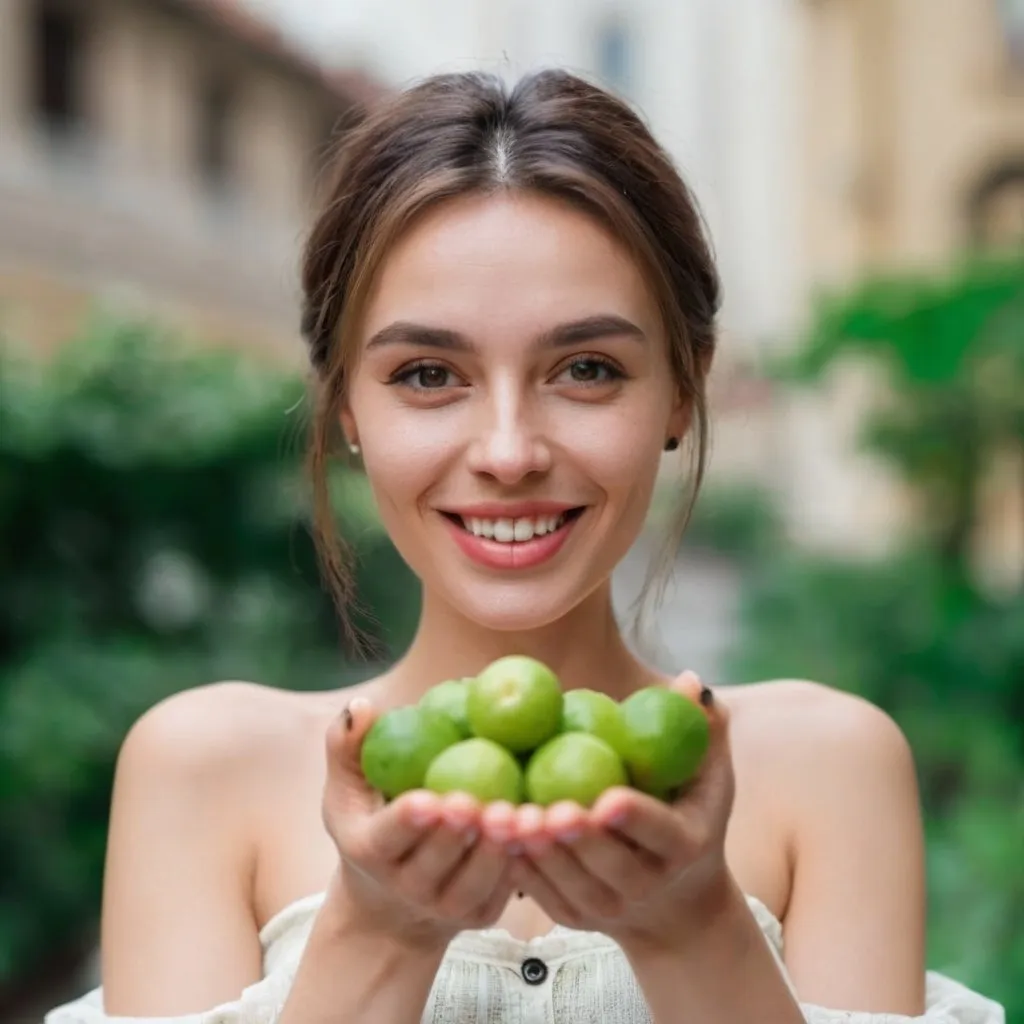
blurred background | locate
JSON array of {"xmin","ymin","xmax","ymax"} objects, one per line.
[{"xmin": 0, "ymin": 0, "xmax": 1021, "ymax": 1020}]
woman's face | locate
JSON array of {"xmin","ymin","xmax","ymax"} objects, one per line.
[{"xmin": 343, "ymin": 191, "xmax": 686, "ymax": 632}]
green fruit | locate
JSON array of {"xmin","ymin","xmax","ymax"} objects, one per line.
[
  {"xmin": 619, "ymin": 687, "xmax": 709, "ymax": 797},
  {"xmin": 561, "ymin": 688, "xmax": 628, "ymax": 756},
  {"xmin": 424, "ymin": 738, "xmax": 525, "ymax": 804},
  {"xmin": 419, "ymin": 679, "xmax": 473, "ymax": 737},
  {"xmin": 467, "ymin": 656, "xmax": 563, "ymax": 754},
  {"xmin": 525, "ymin": 732, "xmax": 628, "ymax": 808},
  {"xmin": 360, "ymin": 706, "xmax": 462, "ymax": 799}
]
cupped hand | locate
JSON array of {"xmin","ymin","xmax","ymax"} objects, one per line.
[
  {"xmin": 496, "ymin": 672, "xmax": 736, "ymax": 949},
  {"xmin": 321, "ymin": 698, "xmax": 516, "ymax": 949}
]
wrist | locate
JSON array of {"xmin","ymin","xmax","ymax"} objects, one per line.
[
  {"xmin": 324, "ymin": 866, "xmax": 454, "ymax": 957},
  {"xmin": 618, "ymin": 865, "xmax": 739, "ymax": 960}
]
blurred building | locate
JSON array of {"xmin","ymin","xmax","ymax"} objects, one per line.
[
  {"xmin": 774, "ymin": 0, "xmax": 1024, "ymax": 559},
  {"xmin": 0, "ymin": 0, "xmax": 384, "ymax": 359}
]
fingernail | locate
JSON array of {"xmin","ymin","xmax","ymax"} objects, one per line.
[
  {"xmin": 463, "ymin": 828, "xmax": 479, "ymax": 846},
  {"xmin": 557, "ymin": 829, "xmax": 581, "ymax": 843},
  {"xmin": 507, "ymin": 841, "xmax": 524, "ymax": 855},
  {"xmin": 700, "ymin": 684, "xmax": 714, "ymax": 708},
  {"xmin": 609, "ymin": 811, "xmax": 628, "ymax": 827},
  {"xmin": 409, "ymin": 809, "xmax": 435, "ymax": 826},
  {"xmin": 350, "ymin": 696, "xmax": 372, "ymax": 713}
]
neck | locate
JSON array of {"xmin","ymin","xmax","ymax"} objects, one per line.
[{"xmin": 372, "ymin": 581, "xmax": 665, "ymax": 708}]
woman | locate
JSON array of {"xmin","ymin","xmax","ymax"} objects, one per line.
[{"xmin": 47, "ymin": 70, "xmax": 1003, "ymax": 1023}]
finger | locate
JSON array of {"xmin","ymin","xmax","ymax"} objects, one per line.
[
  {"xmin": 670, "ymin": 671, "xmax": 730, "ymax": 748},
  {"xmin": 471, "ymin": 859, "xmax": 518, "ymax": 925},
  {"xmin": 479, "ymin": 800, "xmax": 519, "ymax": 847},
  {"xmin": 437, "ymin": 836, "xmax": 510, "ymax": 920},
  {"xmin": 565, "ymin": 811, "xmax": 663, "ymax": 897},
  {"xmin": 591, "ymin": 787, "xmax": 679, "ymax": 863},
  {"xmin": 527, "ymin": 838, "xmax": 623, "ymax": 919},
  {"xmin": 396, "ymin": 792, "xmax": 482, "ymax": 899},
  {"xmin": 668, "ymin": 672, "xmax": 733, "ymax": 795},
  {"xmin": 324, "ymin": 696, "xmax": 380, "ymax": 815},
  {"xmin": 363, "ymin": 789, "xmax": 445, "ymax": 863}
]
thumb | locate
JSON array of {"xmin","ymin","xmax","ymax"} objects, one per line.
[
  {"xmin": 669, "ymin": 669, "xmax": 730, "ymax": 751},
  {"xmin": 324, "ymin": 696, "xmax": 381, "ymax": 816},
  {"xmin": 669, "ymin": 670, "xmax": 734, "ymax": 804}
]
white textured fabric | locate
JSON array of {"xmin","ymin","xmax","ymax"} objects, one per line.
[{"xmin": 44, "ymin": 891, "xmax": 1005, "ymax": 1023}]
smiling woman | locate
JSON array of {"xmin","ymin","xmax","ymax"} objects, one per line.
[{"xmin": 45, "ymin": 70, "xmax": 1004, "ymax": 1024}]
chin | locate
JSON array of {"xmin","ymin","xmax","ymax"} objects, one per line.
[{"xmin": 441, "ymin": 574, "xmax": 604, "ymax": 635}]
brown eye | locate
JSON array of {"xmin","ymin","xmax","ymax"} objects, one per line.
[
  {"xmin": 570, "ymin": 359, "xmax": 602, "ymax": 382},
  {"xmin": 559, "ymin": 356, "xmax": 623, "ymax": 385},
  {"xmin": 416, "ymin": 365, "xmax": 450, "ymax": 388}
]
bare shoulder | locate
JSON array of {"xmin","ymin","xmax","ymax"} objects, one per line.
[
  {"xmin": 118, "ymin": 679, "xmax": 329, "ymax": 781},
  {"xmin": 723, "ymin": 678, "xmax": 916, "ymax": 782}
]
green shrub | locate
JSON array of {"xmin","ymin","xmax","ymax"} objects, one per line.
[{"xmin": 0, "ymin": 316, "xmax": 420, "ymax": 989}]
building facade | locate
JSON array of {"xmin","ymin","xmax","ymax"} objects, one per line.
[{"xmin": 0, "ymin": 0, "xmax": 381, "ymax": 359}]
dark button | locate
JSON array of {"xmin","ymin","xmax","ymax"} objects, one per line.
[{"xmin": 521, "ymin": 957, "xmax": 548, "ymax": 985}]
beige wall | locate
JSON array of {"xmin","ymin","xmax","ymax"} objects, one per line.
[
  {"xmin": 801, "ymin": 0, "xmax": 1023, "ymax": 284},
  {"xmin": 0, "ymin": 0, "xmax": 352, "ymax": 360},
  {"xmin": 754, "ymin": 0, "xmax": 1024, "ymax": 558}
]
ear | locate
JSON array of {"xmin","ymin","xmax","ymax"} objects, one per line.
[
  {"xmin": 339, "ymin": 405, "xmax": 358, "ymax": 450},
  {"xmin": 667, "ymin": 389, "xmax": 693, "ymax": 444}
]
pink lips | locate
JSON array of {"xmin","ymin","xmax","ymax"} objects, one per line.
[{"xmin": 440, "ymin": 507, "xmax": 583, "ymax": 570}]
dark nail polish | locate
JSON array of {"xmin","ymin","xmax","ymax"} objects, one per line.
[
  {"xmin": 342, "ymin": 705, "xmax": 353, "ymax": 730},
  {"xmin": 699, "ymin": 685, "xmax": 714, "ymax": 708}
]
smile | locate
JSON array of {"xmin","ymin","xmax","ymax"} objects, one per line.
[{"xmin": 440, "ymin": 508, "xmax": 586, "ymax": 569}]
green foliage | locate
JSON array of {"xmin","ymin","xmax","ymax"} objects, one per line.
[
  {"xmin": 0, "ymin": 317, "xmax": 420, "ymax": 991},
  {"xmin": 782, "ymin": 254, "xmax": 1024, "ymax": 563},
  {"xmin": 728, "ymin": 254, "xmax": 1024, "ymax": 1015}
]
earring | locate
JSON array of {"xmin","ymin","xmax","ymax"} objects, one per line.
[
  {"xmin": 347, "ymin": 441, "xmax": 360, "ymax": 456},
  {"xmin": 664, "ymin": 437, "xmax": 680, "ymax": 452}
]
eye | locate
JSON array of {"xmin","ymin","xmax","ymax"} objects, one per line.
[
  {"xmin": 389, "ymin": 361, "xmax": 462, "ymax": 390},
  {"xmin": 556, "ymin": 356, "xmax": 625, "ymax": 385}
]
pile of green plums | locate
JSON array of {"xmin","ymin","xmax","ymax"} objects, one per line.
[{"xmin": 360, "ymin": 656, "xmax": 710, "ymax": 808}]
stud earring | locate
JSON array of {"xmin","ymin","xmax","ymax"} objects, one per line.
[
  {"xmin": 348, "ymin": 441, "xmax": 360, "ymax": 456},
  {"xmin": 664, "ymin": 437, "xmax": 680, "ymax": 452}
]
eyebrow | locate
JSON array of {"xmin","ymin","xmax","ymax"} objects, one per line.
[{"xmin": 364, "ymin": 314, "xmax": 647, "ymax": 353}]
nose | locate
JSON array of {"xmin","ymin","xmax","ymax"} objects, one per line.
[{"xmin": 466, "ymin": 389, "xmax": 553, "ymax": 485}]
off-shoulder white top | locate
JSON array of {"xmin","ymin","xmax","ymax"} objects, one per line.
[{"xmin": 44, "ymin": 890, "xmax": 1004, "ymax": 1023}]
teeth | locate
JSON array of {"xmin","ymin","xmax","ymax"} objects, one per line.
[
  {"xmin": 461, "ymin": 513, "xmax": 569, "ymax": 543},
  {"xmin": 494, "ymin": 518, "xmax": 515, "ymax": 543}
]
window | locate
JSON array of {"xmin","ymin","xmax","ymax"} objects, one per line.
[
  {"xmin": 31, "ymin": 0, "xmax": 86, "ymax": 135},
  {"xmin": 969, "ymin": 161, "xmax": 1024, "ymax": 249},
  {"xmin": 596, "ymin": 16, "xmax": 633, "ymax": 94},
  {"xmin": 998, "ymin": 0, "xmax": 1024, "ymax": 66},
  {"xmin": 197, "ymin": 76, "xmax": 234, "ymax": 191}
]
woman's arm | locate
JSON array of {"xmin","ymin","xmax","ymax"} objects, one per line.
[
  {"xmin": 622, "ymin": 872, "xmax": 806, "ymax": 1024},
  {"xmin": 101, "ymin": 682, "xmax": 445, "ymax": 1022},
  {"xmin": 622, "ymin": 680, "xmax": 926, "ymax": 1023},
  {"xmin": 101, "ymin": 683, "xmax": 268, "ymax": 1014},
  {"xmin": 777, "ymin": 683, "xmax": 927, "ymax": 1013},
  {"xmin": 276, "ymin": 869, "xmax": 445, "ymax": 1024}
]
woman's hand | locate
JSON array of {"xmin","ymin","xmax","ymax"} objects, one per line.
[
  {"xmin": 498, "ymin": 672, "xmax": 736, "ymax": 949},
  {"xmin": 321, "ymin": 698, "xmax": 516, "ymax": 950}
]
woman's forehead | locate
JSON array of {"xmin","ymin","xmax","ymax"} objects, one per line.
[{"xmin": 358, "ymin": 192, "xmax": 659, "ymax": 345}]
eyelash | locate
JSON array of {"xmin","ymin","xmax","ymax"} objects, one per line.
[{"xmin": 387, "ymin": 355, "xmax": 627, "ymax": 391}]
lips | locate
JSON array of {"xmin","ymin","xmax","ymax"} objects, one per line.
[
  {"xmin": 439, "ymin": 506, "xmax": 587, "ymax": 570},
  {"xmin": 443, "ymin": 508, "xmax": 584, "ymax": 543}
]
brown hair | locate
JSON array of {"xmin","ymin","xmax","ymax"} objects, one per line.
[{"xmin": 300, "ymin": 69, "xmax": 720, "ymax": 649}]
